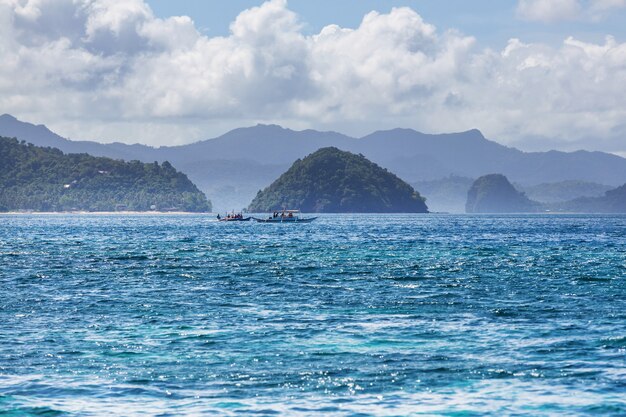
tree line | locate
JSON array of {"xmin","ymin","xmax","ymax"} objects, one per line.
[{"xmin": 0, "ymin": 137, "xmax": 211, "ymax": 212}]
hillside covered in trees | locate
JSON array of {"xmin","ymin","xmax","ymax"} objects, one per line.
[
  {"xmin": 0, "ymin": 137, "xmax": 211, "ymax": 212},
  {"xmin": 248, "ymin": 147, "xmax": 428, "ymax": 213},
  {"xmin": 466, "ymin": 174, "xmax": 540, "ymax": 213}
]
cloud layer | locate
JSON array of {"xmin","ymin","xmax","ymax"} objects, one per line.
[
  {"xmin": 517, "ymin": 0, "xmax": 626, "ymax": 22},
  {"xmin": 1, "ymin": 0, "xmax": 625, "ymax": 152}
]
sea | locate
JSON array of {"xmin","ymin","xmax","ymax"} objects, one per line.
[{"xmin": 0, "ymin": 214, "xmax": 624, "ymax": 416}]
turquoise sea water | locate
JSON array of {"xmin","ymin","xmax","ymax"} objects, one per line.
[{"xmin": 0, "ymin": 214, "xmax": 624, "ymax": 416}]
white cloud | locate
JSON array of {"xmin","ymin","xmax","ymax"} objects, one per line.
[
  {"xmin": 0, "ymin": 0, "xmax": 626, "ymax": 152},
  {"xmin": 83, "ymin": 0, "xmax": 152, "ymax": 39},
  {"xmin": 517, "ymin": 0, "xmax": 626, "ymax": 22},
  {"xmin": 591, "ymin": 0, "xmax": 626, "ymax": 10},
  {"xmin": 517, "ymin": 0, "xmax": 582, "ymax": 22},
  {"xmin": 588, "ymin": 0, "xmax": 626, "ymax": 19}
]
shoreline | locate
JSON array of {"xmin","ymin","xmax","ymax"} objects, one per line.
[
  {"xmin": 1, "ymin": 211, "xmax": 621, "ymax": 215},
  {"xmin": 1, "ymin": 211, "xmax": 213, "ymax": 215}
]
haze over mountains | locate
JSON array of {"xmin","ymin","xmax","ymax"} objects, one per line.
[
  {"xmin": 2, "ymin": 113, "xmax": 626, "ymax": 212},
  {"xmin": 464, "ymin": 173, "xmax": 626, "ymax": 214}
]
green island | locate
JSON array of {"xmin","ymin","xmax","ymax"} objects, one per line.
[
  {"xmin": 0, "ymin": 137, "xmax": 211, "ymax": 212},
  {"xmin": 248, "ymin": 147, "xmax": 428, "ymax": 213},
  {"xmin": 466, "ymin": 174, "xmax": 540, "ymax": 213}
]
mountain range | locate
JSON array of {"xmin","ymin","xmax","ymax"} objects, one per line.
[{"xmin": 2, "ymin": 113, "xmax": 626, "ymax": 212}]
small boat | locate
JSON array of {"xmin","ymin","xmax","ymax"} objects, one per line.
[
  {"xmin": 253, "ymin": 210, "xmax": 317, "ymax": 223},
  {"xmin": 217, "ymin": 212, "xmax": 251, "ymax": 222}
]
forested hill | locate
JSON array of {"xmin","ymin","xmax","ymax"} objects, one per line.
[
  {"xmin": 248, "ymin": 147, "xmax": 428, "ymax": 213},
  {"xmin": 466, "ymin": 174, "xmax": 540, "ymax": 213},
  {"xmin": 0, "ymin": 137, "xmax": 211, "ymax": 212}
]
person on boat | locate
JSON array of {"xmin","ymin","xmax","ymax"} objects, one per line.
[
  {"xmin": 288, "ymin": 212, "xmax": 293, "ymax": 218},
  {"xmin": 217, "ymin": 213, "xmax": 221, "ymax": 220}
]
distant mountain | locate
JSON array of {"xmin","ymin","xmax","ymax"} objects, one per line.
[
  {"xmin": 248, "ymin": 147, "xmax": 428, "ymax": 213},
  {"xmin": 0, "ymin": 137, "xmax": 210, "ymax": 212},
  {"xmin": 518, "ymin": 180, "xmax": 612, "ymax": 204},
  {"xmin": 181, "ymin": 158, "xmax": 286, "ymax": 212},
  {"xmin": 417, "ymin": 177, "xmax": 614, "ymax": 213},
  {"xmin": 557, "ymin": 184, "xmax": 626, "ymax": 213},
  {"xmin": 465, "ymin": 174, "xmax": 626, "ymax": 213},
  {"xmin": 3, "ymin": 114, "xmax": 626, "ymax": 211},
  {"xmin": 0, "ymin": 114, "xmax": 158, "ymax": 161},
  {"xmin": 412, "ymin": 176, "xmax": 474, "ymax": 213},
  {"xmin": 466, "ymin": 174, "xmax": 540, "ymax": 213},
  {"xmin": 353, "ymin": 129, "xmax": 626, "ymax": 187}
]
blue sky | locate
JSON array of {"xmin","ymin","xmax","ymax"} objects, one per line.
[
  {"xmin": 1, "ymin": 0, "xmax": 626, "ymax": 154},
  {"xmin": 146, "ymin": 0, "xmax": 626, "ymax": 47}
]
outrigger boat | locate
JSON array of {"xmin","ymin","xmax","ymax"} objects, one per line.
[
  {"xmin": 253, "ymin": 210, "xmax": 317, "ymax": 223},
  {"xmin": 217, "ymin": 212, "xmax": 251, "ymax": 222}
]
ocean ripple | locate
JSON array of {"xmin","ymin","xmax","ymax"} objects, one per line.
[{"xmin": 0, "ymin": 213, "xmax": 625, "ymax": 416}]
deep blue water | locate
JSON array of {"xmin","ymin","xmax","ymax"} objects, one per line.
[{"xmin": 0, "ymin": 214, "xmax": 625, "ymax": 416}]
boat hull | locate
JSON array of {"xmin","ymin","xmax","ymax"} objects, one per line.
[
  {"xmin": 218, "ymin": 217, "xmax": 251, "ymax": 222},
  {"xmin": 253, "ymin": 217, "xmax": 317, "ymax": 223}
]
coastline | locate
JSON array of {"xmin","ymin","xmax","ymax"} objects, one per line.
[{"xmin": 2, "ymin": 211, "xmax": 212, "ymax": 215}]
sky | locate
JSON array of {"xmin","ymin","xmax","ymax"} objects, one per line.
[{"xmin": 1, "ymin": 0, "xmax": 626, "ymax": 154}]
